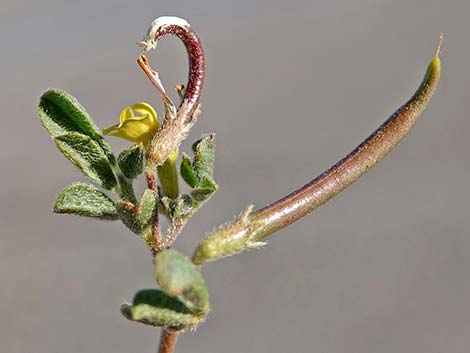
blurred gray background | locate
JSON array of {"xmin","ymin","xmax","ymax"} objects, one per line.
[{"xmin": 1, "ymin": 0, "xmax": 469, "ymax": 352}]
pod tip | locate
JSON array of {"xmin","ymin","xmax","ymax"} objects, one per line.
[{"xmin": 436, "ymin": 33, "xmax": 443, "ymax": 58}]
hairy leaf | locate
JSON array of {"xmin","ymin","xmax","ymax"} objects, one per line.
[
  {"xmin": 54, "ymin": 183, "xmax": 118, "ymax": 219},
  {"xmin": 38, "ymin": 89, "xmax": 112, "ymax": 155},
  {"xmin": 54, "ymin": 132, "xmax": 117, "ymax": 190},
  {"xmin": 192, "ymin": 134, "xmax": 215, "ymax": 182},
  {"xmin": 160, "ymin": 194, "xmax": 193, "ymax": 220},
  {"xmin": 118, "ymin": 144, "xmax": 144, "ymax": 179},
  {"xmin": 191, "ymin": 177, "xmax": 218, "ymax": 202},
  {"xmin": 180, "ymin": 153, "xmax": 198, "ymax": 188},
  {"xmin": 121, "ymin": 289, "xmax": 200, "ymax": 330},
  {"xmin": 155, "ymin": 249, "xmax": 209, "ymax": 315},
  {"xmin": 116, "ymin": 189, "xmax": 156, "ymax": 234}
]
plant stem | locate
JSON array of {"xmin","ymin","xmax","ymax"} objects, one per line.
[
  {"xmin": 138, "ymin": 18, "xmax": 206, "ymax": 258},
  {"xmin": 145, "ymin": 159, "xmax": 161, "ymax": 252},
  {"xmin": 158, "ymin": 330, "xmax": 178, "ymax": 353}
]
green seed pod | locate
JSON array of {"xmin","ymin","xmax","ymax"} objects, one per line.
[
  {"xmin": 193, "ymin": 38, "xmax": 443, "ymax": 264},
  {"xmin": 155, "ymin": 249, "xmax": 209, "ymax": 315},
  {"xmin": 192, "ymin": 205, "xmax": 265, "ymax": 266}
]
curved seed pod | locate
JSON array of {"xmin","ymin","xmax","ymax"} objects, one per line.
[
  {"xmin": 249, "ymin": 38, "xmax": 442, "ymax": 239},
  {"xmin": 137, "ymin": 16, "xmax": 205, "ymax": 166},
  {"xmin": 192, "ymin": 39, "xmax": 442, "ymax": 265},
  {"xmin": 138, "ymin": 17, "xmax": 204, "ymax": 121},
  {"xmin": 155, "ymin": 249, "xmax": 209, "ymax": 315}
]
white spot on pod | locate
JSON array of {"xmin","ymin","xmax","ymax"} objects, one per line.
[{"xmin": 138, "ymin": 16, "xmax": 191, "ymax": 52}]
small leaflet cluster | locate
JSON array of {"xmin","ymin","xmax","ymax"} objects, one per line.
[{"xmin": 38, "ymin": 89, "xmax": 215, "ymax": 329}]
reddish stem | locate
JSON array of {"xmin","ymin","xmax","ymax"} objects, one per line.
[
  {"xmin": 145, "ymin": 168, "xmax": 161, "ymax": 252},
  {"xmin": 158, "ymin": 330, "xmax": 178, "ymax": 353}
]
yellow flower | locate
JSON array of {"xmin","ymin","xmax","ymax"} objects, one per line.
[{"xmin": 103, "ymin": 102, "xmax": 159, "ymax": 147}]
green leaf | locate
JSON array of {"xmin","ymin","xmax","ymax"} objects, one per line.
[
  {"xmin": 174, "ymin": 194, "xmax": 193, "ymax": 218},
  {"xmin": 160, "ymin": 195, "xmax": 193, "ymax": 220},
  {"xmin": 136, "ymin": 189, "xmax": 157, "ymax": 226},
  {"xmin": 191, "ymin": 188, "xmax": 215, "ymax": 202},
  {"xmin": 38, "ymin": 89, "xmax": 112, "ymax": 156},
  {"xmin": 192, "ymin": 134, "xmax": 215, "ymax": 182},
  {"xmin": 54, "ymin": 132, "xmax": 117, "ymax": 190},
  {"xmin": 181, "ymin": 136, "xmax": 218, "ymax": 204},
  {"xmin": 54, "ymin": 183, "xmax": 118, "ymax": 219},
  {"xmin": 116, "ymin": 203, "xmax": 140, "ymax": 234},
  {"xmin": 199, "ymin": 176, "xmax": 218, "ymax": 190},
  {"xmin": 116, "ymin": 189, "xmax": 156, "ymax": 235},
  {"xmin": 191, "ymin": 177, "xmax": 218, "ymax": 202},
  {"xmin": 180, "ymin": 153, "xmax": 198, "ymax": 188},
  {"xmin": 194, "ymin": 176, "xmax": 218, "ymax": 199},
  {"xmin": 159, "ymin": 197, "xmax": 174, "ymax": 218},
  {"xmin": 155, "ymin": 249, "xmax": 209, "ymax": 315},
  {"xmin": 118, "ymin": 144, "xmax": 144, "ymax": 179},
  {"xmin": 121, "ymin": 289, "xmax": 200, "ymax": 330}
]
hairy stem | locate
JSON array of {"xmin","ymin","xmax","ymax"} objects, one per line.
[
  {"xmin": 137, "ymin": 18, "xmax": 206, "ymax": 258},
  {"xmin": 158, "ymin": 330, "xmax": 178, "ymax": 353},
  {"xmin": 145, "ymin": 160, "xmax": 161, "ymax": 252}
]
